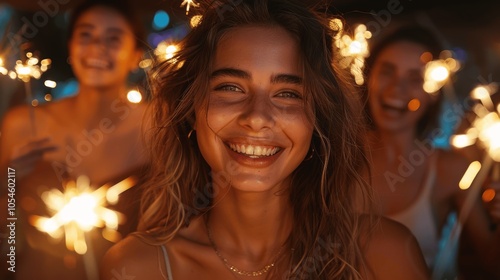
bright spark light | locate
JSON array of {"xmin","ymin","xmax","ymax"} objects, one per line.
[
  {"xmin": 0, "ymin": 57, "xmax": 8, "ymax": 75},
  {"xmin": 190, "ymin": 15, "xmax": 202, "ymax": 28},
  {"xmin": 423, "ymin": 51, "xmax": 460, "ymax": 95},
  {"xmin": 333, "ymin": 22, "xmax": 370, "ymax": 85},
  {"xmin": 451, "ymin": 84, "xmax": 500, "ymax": 162},
  {"xmin": 14, "ymin": 52, "xmax": 51, "ymax": 82},
  {"xmin": 127, "ymin": 89, "xmax": 143, "ymax": 104},
  {"xmin": 154, "ymin": 41, "xmax": 179, "ymax": 62},
  {"xmin": 434, "ymin": 85, "xmax": 499, "ymax": 280},
  {"xmin": 30, "ymin": 176, "xmax": 136, "ymax": 254},
  {"xmin": 180, "ymin": 0, "xmax": 199, "ymax": 15}
]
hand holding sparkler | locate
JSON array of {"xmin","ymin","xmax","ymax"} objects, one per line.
[
  {"xmin": 8, "ymin": 137, "xmax": 59, "ymax": 179},
  {"xmin": 483, "ymin": 164, "xmax": 500, "ymax": 229},
  {"xmin": 30, "ymin": 175, "xmax": 137, "ymax": 280}
]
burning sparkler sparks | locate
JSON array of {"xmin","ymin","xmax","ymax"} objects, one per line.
[
  {"xmin": 154, "ymin": 41, "xmax": 179, "ymax": 63},
  {"xmin": 30, "ymin": 175, "xmax": 137, "ymax": 255},
  {"xmin": 451, "ymin": 84, "xmax": 500, "ymax": 163},
  {"xmin": 9, "ymin": 51, "xmax": 52, "ymax": 136},
  {"xmin": 180, "ymin": 0, "xmax": 199, "ymax": 15},
  {"xmin": 331, "ymin": 20, "xmax": 371, "ymax": 85},
  {"xmin": 14, "ymin": 51, "xmax": 51, "ymax": 82},
  {"xmin": 423, "ymin": 51, "xmax": 460, "ymax": 95},
  {"xmin": 434, "ymin": 83, "xmax": 499, "ymax": 279}
]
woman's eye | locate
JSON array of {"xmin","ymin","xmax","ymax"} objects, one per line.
[
  {"xmin": 77, "ymin": 31, "xmax": 92, "ymax": 42},
  {"xmin": 408, "ymin": 76, "xmax": 424, "ymax": 87},
  {"xmin": 106, "ymin": 36, "xmax": 122, "ymax": 45},
  {"xmin": 276, "ymin": 91, "xmax": 301, "ymax": 99},
  {"xmin": 214, "ymin": 84, "xmax": 243, "ymax": 92}
]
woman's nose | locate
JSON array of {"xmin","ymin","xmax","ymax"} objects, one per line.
[{"xmin": 237, "ymin": 93, "xmax": 275, "ymax": 132}]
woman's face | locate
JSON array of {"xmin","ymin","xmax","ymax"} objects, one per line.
[
  {"xmin": 194, "ymin": 26, "xmax": 314, "ymax": 193},
  {"xmin": 367, "ymin": 41, "xmax": 435, "ymax": 133},
  {"xmin": 68, "ymin": 6, "xmax": 142, "ymax": 89}
]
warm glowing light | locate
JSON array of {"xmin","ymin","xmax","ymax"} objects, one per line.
[
  {"xmin": 180, "ymin": 0, "xmax": 199, "ymax": 15},
  {"xmin": 44, "ymin": 94, "xmax": 52, "ymax": 102},
  {"xmin": 482, "ymin": 188, "xmax": 496, "ymax": 203},
  {"xmin": 476, "ymin": 113, "xmax": 500, "ymax": 161},
  {"xmin": 0, "ymin": 58, "xmax": 6, "ymax": 75},
  {"xmin": 139, "ymin": 58, "xmax": 152, "ymax": 69},
  {"xmin": 14, "ymin": 53, "xmax": 51, "ymax": 82},
  {"xmin": 127, "ymin": 90, "xmax": 142, "ymax": 104},
  {"xmin": 31, "ymin": 99, "xmax": 39, "ymax": 107},
  {"xmin": 31, "ymin": 176, "xmax": 137, "ymax": 254},
  {"xmin": 459, "ymin": 161, "xmax": 482, "ymax": 190},
  {"xmin": 155, "ymin": 42, "xmax": 179, "ymax": 62},
  {"xmin": 407, "ymin": 98, "xmax": 421, "ymax": 111},
  {"xmin": 334, "ymin": 23, "xmax": 369, "ymax": 85},
  {"xmin": 423, "ymin": 54, "xmax": 460, "ymax": 94},
  {"xmin": 471, "ymin": 85, "xmax": 495, "ymax": 110},
  {"xmin": 165, "ymin": 45, "xmax": 178, "ymax": 59},
  {"xmin": 451, "ymin": 134, "xmax": 476, "ymax": 148},
  {"xmin": 106, "ymin": 177, "xmax": 136, "ymax": 204},
  {"xmin": 429, "ymin": 65, "xmax": 449, "ymax": 82},
  {"xmin": 329, "ymin": 18, "xmax": 343, "ymax": 33},
  {"xmin": 190, "ymin": 15, "xmax": 202, "ymax": 28},
  {"xmin": 44, "ymin": 80, "xmax": 57, "ymax": 88},
  {"xmin": 452, "ymin": 85, "xmax": 500, "ymax": 161}
]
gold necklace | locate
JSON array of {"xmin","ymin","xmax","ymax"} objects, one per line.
[{"xmin": 205, "ymin": 218, "xmax": 283, "ymax": 277}]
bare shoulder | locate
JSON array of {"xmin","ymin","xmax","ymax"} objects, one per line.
[
  {"xmin": 360, "ymin": 216, "xmax": 429, "ymax": 280},
  {"xmin": 1, "ymin": 98, "xmax": 68, "ymax": 130},
  {"xmin": 100, "ymin": 234, "xmax": 161, "ymax": 280},
  {"xmin": 1, "ymin": 104, "xmax": 31, "ymax": 129}
]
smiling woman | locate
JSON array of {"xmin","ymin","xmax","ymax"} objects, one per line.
[
  {"xmin": 100, "ymin": 0, "xmax": 429, "ymax": 279},
  {"xmin": 196, "ymin": 26, "xmax": 313, "ymax": 193},
  {"xmin": 0, "ymin": 0, "xmax": 150, "ymax": 279}
]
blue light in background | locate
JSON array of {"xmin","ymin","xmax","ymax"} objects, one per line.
[
  {"xmin": 52, "ymin": 79, "xmax": 79, "ymax": 99},
  {"xmin": 152, "ymin": 10, "xmax": 170, "ymax": 31},
  {"xmin": 147, "ymin": 24, "xmax": 190, "ymax": 48}
]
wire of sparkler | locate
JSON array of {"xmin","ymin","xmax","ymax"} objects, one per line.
[{"xmin": 432, "ymin": 154, "xmax": 494, "ymax": 280}]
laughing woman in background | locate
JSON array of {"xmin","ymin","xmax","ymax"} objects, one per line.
[{"xmin": 0, "ymin": 0, "xmax": 150, "ymax": 279}]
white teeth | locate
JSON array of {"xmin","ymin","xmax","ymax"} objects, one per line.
[
  {"xmin": 85, "ymin": 58, "xmax": 110, "ymax": 69},
  {"xmin": 229, "ymin": 143, "xmax": 280, "ymax": 157},
  {"xmin": 383, "ymin": 98, "xmax": 406, "ymax": 109}
]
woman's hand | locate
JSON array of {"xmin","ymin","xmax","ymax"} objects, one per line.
[
  {"xmin": 483, "ymin": 179, "xmax": 500, "ymax": 231},
  {"xmin": 9, "ymin": 137, "xmax": 59, "ymax": 179}
]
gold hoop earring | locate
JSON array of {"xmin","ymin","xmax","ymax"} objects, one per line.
[{"xmin": 187, "ymin": 129, "xmax": 195, "ymax": 139}]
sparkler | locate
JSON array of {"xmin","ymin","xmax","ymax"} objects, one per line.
[
  {"xmin": 433, "ymin": 84, "xmax": 499, "ymax": 280},
  {"xmin": 331, "ymin": 20, "xmax": 371, "ymax": 85},
  {"xmin": 180, "ymin": 0, "xmax": 199, "ymax": 15},
  {"xmin": 30, "ymin": 175, "xmax": 137, "ymax": 279},
  {"xmin": 423, "ymin": 52, "xmax": 461, "ymax": 95},
  {"xmin": 154, "ymin": 41, "xmax": 179, "ymax": 62},
  {"xmin": 14, "ymin": 51, "xmax": 52, "ymax": 137}
]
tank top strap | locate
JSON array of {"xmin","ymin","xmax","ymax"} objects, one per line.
[
  {"xmin": 421, "ymin": 151, "xmax": 438, "ymax": 198},
  {"xmin": 160, "ymin": 245, "xmax": 174, "ymax": 280}
]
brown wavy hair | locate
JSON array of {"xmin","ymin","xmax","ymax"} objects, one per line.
[{"xmin": 138, "ymin": 0, "xmax": 373, "ymax": 278}]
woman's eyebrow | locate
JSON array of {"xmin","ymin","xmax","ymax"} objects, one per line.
[
  {"xmin": 211, "ymin": 68, "xmax": 302, "ymax": 85},
  {"xmin": 270, "ymin": 74, "xmax": 303, "ymax": 85},
  {"xmin": 210, "ymin": 68, "xmax": 250, "ymax": 79}
]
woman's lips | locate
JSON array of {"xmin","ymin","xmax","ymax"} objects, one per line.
[
  {"xmin": 83, "ymin": 58, "xmax": 111, "ymax": 70},
  {"xmin": 227, "ymin": 143, "xmax": 281, "ymax": 157},
  {"xmin": 224, "ymin": 142, "xmax": 283, "ymax": 167}
]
